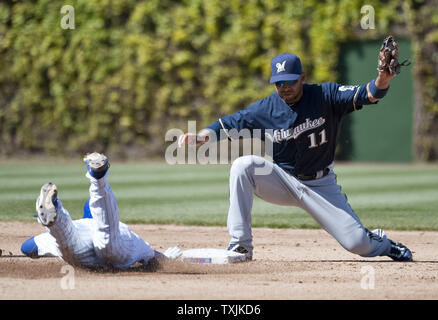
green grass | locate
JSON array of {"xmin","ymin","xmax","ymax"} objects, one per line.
[{"xmin": 0, "ymin": 161, "xmax": 437, "ymax": 230}]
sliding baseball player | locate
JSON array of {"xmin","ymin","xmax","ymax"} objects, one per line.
[
  {"xmin": 21, "ymin": 152, "xmax": 174, "ymax": 269},
  {"xmin": 21, "ymin": 153, "xmax": 241, "ymax": 266}
]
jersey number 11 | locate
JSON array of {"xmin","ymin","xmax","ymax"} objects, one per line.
[{"xmin": 308, "ymin": 129, "xmax": 328, "ymax": 149}]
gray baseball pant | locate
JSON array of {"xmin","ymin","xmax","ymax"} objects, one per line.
[{"xmin": 227, "ymin": 155, "xmax": 391, "ymax": 257}]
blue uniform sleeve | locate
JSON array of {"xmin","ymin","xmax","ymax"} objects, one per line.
[
  {"xmin": 205, "ymin": 100, "xmax": 261, "ymax": 140},
  {"xmin": 322, "ymin": 82, "xmax": 377, "ymax": 115}
]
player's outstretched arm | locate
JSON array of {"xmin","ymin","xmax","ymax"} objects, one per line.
[{"xmin": 366, "ymin": 71, "xmax": 394, "ymax": 103}]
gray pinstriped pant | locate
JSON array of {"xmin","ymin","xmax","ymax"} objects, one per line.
[
  {"xmin": 227, "ymin": 155, "xmax": 391, "ymax": 257},
  {"xmin": 40, "ymin": 172, "xmax": 155, "ymax": 269}
]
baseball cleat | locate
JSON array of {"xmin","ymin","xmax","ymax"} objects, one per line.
[
  {"xmin": 83, "ymin": 152, "xmax": 110, "ymax": 179},
  {"xmin": 387, "ymin": 240, "xmax": 413, "ymax": 262},
  {"xmin": 227, "ymin": 244, "xmax": 252, "ymax": 261},
  {"xmin": 37, "ymin": 182, "xmax": 58, "ymax": 226}
]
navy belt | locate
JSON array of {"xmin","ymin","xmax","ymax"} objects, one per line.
[{"xmin": 294, "ymin": 167, "xmax": 330, "ymax": 181}]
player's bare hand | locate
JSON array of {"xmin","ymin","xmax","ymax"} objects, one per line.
[{"xmin": 178, "ymin": 133, "xmax": 208, "ymax": 148}]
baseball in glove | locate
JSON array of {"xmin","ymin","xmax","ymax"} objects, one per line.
[{"xmin": 377, "ymin": 35, "xmax": 410, "ymax": 75}]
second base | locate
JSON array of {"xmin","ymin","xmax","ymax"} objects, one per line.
[{"xmin": 180, "ymin": 248, "xmax": 246, "ymax": 264}]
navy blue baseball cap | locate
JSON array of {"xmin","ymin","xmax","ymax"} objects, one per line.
[{"xmin": 269, "ymin": 53, "xmax": 302, "ymax": 84}]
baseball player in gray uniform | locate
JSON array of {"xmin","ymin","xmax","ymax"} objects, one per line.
[
  {"xmin": 179, "ymin": 36, "xmax": 413, "ymax": 262},
  {"xmin": 21, "ymin": 152, "xmax": 173, "ymax": 269}
]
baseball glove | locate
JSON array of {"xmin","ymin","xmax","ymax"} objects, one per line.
[{"xmin": 377, "ymin": 35, "xmax": 410, "ymax": 75}]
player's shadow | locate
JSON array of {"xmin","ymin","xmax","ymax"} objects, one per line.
[
  {"xmin": 82, "ymin": 258, "xmax": 208, "ymax": 274},
  {"xmin": 82, "ymin": 258, "xmax": 163, "ymax": 274},
  {"xmin": 298, "ymin": 259, "xmax": 436, "ymax": 263}
]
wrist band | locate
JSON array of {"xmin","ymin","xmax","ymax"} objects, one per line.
[{"xmin": 368, "ymin": 79, "xmax": 388, "ymax": 99}]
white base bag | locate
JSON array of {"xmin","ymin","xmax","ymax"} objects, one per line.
[{"xmin": 164, "ymin": 247, "xmax": 246, "ymax": 264}]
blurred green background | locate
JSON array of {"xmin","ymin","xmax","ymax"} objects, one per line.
[
  {"xmin": 0, "ymin": 1, "xmax": 437, "ymax": 230},
  {"xmin": 338, "ymin": 39, "xmax": 414, "ymax": 162},
  {"xmin": 0, "ymin": 0, "xmax": 437, "ymax": 161},
  {"xmin": 1, "ymin": 161, "xmax": 437, "ymax": 230}
]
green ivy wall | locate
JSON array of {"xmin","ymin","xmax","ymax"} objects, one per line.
[{"xmin": 0, "ymin": 0, "xmax": 436, "ymax": 160}]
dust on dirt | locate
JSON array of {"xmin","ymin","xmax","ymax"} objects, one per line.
[{"xmin": 1, "ymin": 222, "xmax": 437, "ymax": 299}]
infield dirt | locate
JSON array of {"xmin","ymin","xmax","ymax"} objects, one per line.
[{"xmin": 1, "ymin": 222, "xmax": 437, "ymax": 300}]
